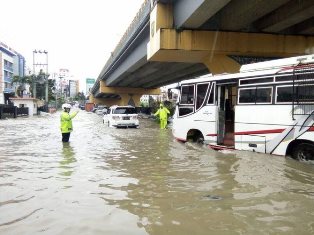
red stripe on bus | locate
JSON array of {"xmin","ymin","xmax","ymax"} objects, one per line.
[
  {"xmin": 207, "ymin": 127, "xmax": 314, "ymax": 137},
  {"xmin": 234, "ymin": 129, "xmax": 285, "ymax": 135},
  {"xmin": 207, "ymin": 129, "xmax": 284, "ymax": 136},
  {"xmin": 206, "ymin": 133, "xmax": 218, "ymax": 136}
]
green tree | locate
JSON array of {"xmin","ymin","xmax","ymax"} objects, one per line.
[
  {"xmin": 74, "ymin": 92, "xmax": 86, "ymax": 103},
  {"xmin": 27, "ymin": 70, "xmax": 56, "ymax": 102},
  {"xmin": 11, "ymin": 75, "xmax": 32, "ymax": 97},
  {"xmin": 48, "ymin": 79, "xmax": 56, "ymax": 102}
]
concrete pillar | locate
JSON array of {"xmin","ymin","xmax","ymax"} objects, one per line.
[
  {"xmin": 203, "ymin": 54, "xmax": 240, "ymax": 74},
  {"xmin": 91, "ymin": 81, "xmax": 160, "ymax": 107},
  {"xmin": 119, "ymin": 94, "xmax": 142, "ymax": 107}
]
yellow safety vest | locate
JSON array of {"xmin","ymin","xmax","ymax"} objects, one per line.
[
  {"xmin": 60, "ymin": 111, "xmax": 78, "ymax": 133},
  {"xmin": 155, "ymin": 107, "xmax": 170, "ymax": 120}
]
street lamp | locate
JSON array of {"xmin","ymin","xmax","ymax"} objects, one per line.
[{"xmin": 33, "ymin": 50, "xmax": 48, "ymax": 103}]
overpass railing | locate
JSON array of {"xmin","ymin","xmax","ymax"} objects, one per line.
[{"xmin": 94, "ymin": 0, "xmax": 152, "ymax": 92}]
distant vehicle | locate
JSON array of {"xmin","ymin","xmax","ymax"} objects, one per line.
[
  {"xmin": 79, "ymin": 104, "xmax": 85, "ymax": 110},
  {"xmin": 103, "ymin": 105, "xmax": 139, "ymax": 128},
  {"xmin": 95, "ymin": 105, "xmax": 107, "ymax": 115}
]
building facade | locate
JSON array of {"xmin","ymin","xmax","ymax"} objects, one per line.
[
  {"xmin": 69, "ymin": 79, "xmax": 79, "ymax": 97},
  {"xmin": 0, "ymin": 41, "xmax": 26, "ymax": 104}
]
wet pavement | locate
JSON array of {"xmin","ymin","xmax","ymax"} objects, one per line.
[{"xmin": 1, "ymin": 111, "xmax": 314, "ymax": 235}]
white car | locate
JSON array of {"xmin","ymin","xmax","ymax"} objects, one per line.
[
  {"xmin": 95, "ymin": 105, "xmax": 107, "ymax": 115},
  {"xmin": 103, "ymin": 105, "xmax": 139, "ymax": 128}
]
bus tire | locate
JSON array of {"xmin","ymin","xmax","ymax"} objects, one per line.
[
  {"xmin": 194, "ymin": 134, "xmax": 204, "ymax": 145},
  {"xmin": 292, "ymin": 142, "xmax": 314, "ymax": 161}
]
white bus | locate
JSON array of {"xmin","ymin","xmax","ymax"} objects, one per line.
[{"xmin": 172, "ymin": 54, "xmax": 314, "ymax": 160}]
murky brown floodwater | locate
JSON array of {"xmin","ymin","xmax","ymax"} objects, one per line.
[{"xmin": 1, "ymin": 111, "xmax": 314, "ymax": 235}]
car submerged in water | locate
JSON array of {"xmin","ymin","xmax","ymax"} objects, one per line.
[
  {"xmin": 103, "ymin": 105, "xmax": 139, "ymax": 128},
  {"xmin": 94, "ymin": 105, "xmax": 108, "ymax": 115}
]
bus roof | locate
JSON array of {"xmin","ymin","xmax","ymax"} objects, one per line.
[
  {"xmin": 240, "ymin": 54, "xmax": 314, "ymax": 72},
  {"xmin": 180, "ymin": 54, "xmax": 314, "ymax": 85}
]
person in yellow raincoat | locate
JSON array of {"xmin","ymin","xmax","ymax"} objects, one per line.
[
  {"xmin": 60, "ymin": 103, "xmax": 79, "ymax": 142},
  {"xmin": 154, "ymin": 103, "xmax": 170, "ymax": 129}
]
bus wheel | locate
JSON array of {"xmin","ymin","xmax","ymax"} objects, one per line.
[
  {"xmin": 194, "ymin": 134, "xmax": 204, "ymax": 145},
  {"xmin": 292, "ymin": 143, "xmax": 314, "ymax": 161}
]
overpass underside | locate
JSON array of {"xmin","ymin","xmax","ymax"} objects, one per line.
[
  {"xmin": 93, "ymin": 0, "xmax": 314, "ymax": 106},
  {"xmin": 147, "ymin": 2, "xmax": 314, "ymax": 74}
]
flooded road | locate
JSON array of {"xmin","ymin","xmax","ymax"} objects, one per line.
[{"xmin": 1, "ymin": 111, "xmax": 314, "ymax": 235}]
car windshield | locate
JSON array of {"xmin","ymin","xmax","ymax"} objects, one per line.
[{"xmin": 113, "ymin": 107, "xmax": 137, "ymax": 114}]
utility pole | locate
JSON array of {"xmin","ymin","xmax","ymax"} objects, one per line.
[
  {"xmin": 32, "ymin": 50, "xmax": 36, "ymax": 99},
  {"xmin": 33, "ymin": 50, "xmax": 48, "ymax": 102}
]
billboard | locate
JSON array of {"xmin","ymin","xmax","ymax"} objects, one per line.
[{"xmin": 86, "ymin": 78, "xmax": 95, "ymax": 95}]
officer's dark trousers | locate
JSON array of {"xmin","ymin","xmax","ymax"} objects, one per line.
[{"xmin": 62, "ymin": 133, "xmax": 71, "ymax": 142}]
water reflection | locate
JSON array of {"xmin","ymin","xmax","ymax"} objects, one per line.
[{"xmin": 59, "ymin": 142, "xmax": 77, "ymax": 177}]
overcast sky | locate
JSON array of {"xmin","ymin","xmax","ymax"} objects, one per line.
[{"xmin": 0, "ymin": 0, "xmax": 144, "ymax": 92}]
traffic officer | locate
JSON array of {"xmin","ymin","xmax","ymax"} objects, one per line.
[
  {"xmin": 154, "ymin": 103, "xmax": 170, "ymax": 129},
  {"xmin": 60, "ymin": 103, "xmax": 79, "ymax": 142}
]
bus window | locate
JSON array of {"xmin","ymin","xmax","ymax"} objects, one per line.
[
  {"xmin": 275, "ymin": 75, "xmax": 293, "ymax": 82},
  {"xmin": 256, "ymin": 87, "xmax": 272, "ymax": 103},
  {"xmin": 239, "ymin": 87, "xmax": 272, "ymax": 104},
  {"xmin": 297, "ymin": 84, "xmax": 314, "ymax": 102},
  {"xmin": 276, "ymin": 84, "xmax": 314, "ymax": 103},
  {"xmin": 207, "ymin": 83, "xmax": 215, "ymax": 104},
  {"xmin": 276, "ymin": 86, "xmax": 293, "ymax": 103},
  {"xmin": 239, "ymin": 88, "xmax": 255, "ymax": 104},
  {"xmin": 196, "ymin": 83, "xmax": 209, "ymax": 110},
  {"xmin": 178, "ymin": 107, "xmax": 194, "ymax": 116},
  {"xmin": 180, "ymin": 85, "xmax": 195, "ymax": 104}
]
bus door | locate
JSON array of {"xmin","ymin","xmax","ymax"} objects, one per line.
[{"xmin": 217, "ymin": 83, "xmax": 237, "ymax": 146}]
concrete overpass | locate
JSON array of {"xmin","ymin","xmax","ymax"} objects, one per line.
[{"xmin": 90, "ymin": 0, "xmax": 314, "ymax": 106}]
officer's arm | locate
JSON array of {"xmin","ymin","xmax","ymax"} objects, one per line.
[{"xmin": 70, "ymin": 110, "xmax": 79, "ymax": 119}]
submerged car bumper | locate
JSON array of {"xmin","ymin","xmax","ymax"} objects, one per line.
[{"xmin": 112, "ymin": 123, "xmax": 139, "ymax": 128}]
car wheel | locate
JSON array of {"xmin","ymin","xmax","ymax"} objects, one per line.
[{"xmin": 292, "ymin": 142, "xmax": 314, "ymax": 161}]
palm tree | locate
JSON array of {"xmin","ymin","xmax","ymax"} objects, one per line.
[{"xmin": 11, "ymin": 75, "xmax": 32, "ymax": 97}]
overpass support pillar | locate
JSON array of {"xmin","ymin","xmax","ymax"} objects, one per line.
[
  {"xmin": 95, "ymin": 81, "xmax": 160, "ymax": 107},
  {"xmin": 119, "ymin": 94, "xmax": 142, "ymax": 107},
  {"xmin": 202, "ymin": 54, "xmax": 240, "ymax": 74}
]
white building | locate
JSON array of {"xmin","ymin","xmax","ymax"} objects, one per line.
[
  {"xmin": 140, "ymin": 94, "xmax": 159, "ymax": 106},
  {"xmin": 10, "ymin": 97, "xmax": 38, "ymax": 116},
  {"xmin": 69, "ymin": 79, "xmax": 79, "ymax": 97}
]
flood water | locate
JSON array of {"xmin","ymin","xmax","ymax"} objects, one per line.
[{"xmin": 1, "ymin": 111, "xmax": 314, "ymax": 235}]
